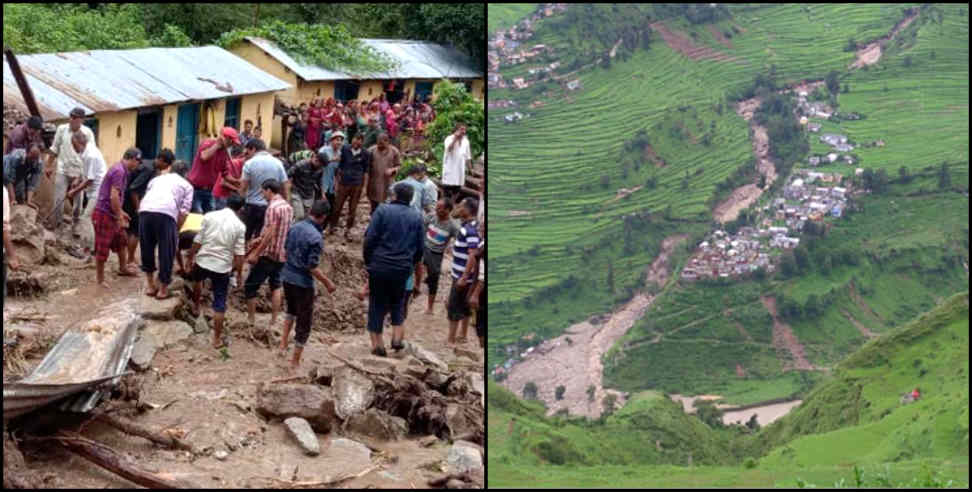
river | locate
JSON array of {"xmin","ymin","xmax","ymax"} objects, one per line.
[{"xmin": 669, "ymin": 393, "xmax": 802, "ymax": 427}]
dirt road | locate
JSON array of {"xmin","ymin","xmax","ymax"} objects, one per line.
[
  {"xmin": 3, "ymin": 201, "xmax": 483, "ymax": 489},
  {"xmin": 501, "ymin": 235, "xmax": 686, "ymax": 418}
]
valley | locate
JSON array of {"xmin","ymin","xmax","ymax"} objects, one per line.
[{"xmin": 488, "ymin": 2, "xmax": 968, "ymax": 487}]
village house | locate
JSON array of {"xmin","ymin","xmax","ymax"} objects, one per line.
[
  {"xmin": 808, "ymin": 156, "xmax": 821, "ymax": 166},
  {"xmin": 843, "ymin": 155, "xmax": 854, "ymax": 164},
  {"xmin": 230, "ymin": 36, "xmax": 483, "ymax": 148},
  {"xmin": 566, "ymin": 79, "xmax": 582, "ymax": 91},
  {"xmin": 827, "ymin": 153, "xmax": 839, "ymax": 163},
  {"xmin": 808, "ymin": 123, "xmax": 821, "ymax": 132},
  {"xmin": 2, "ymin": 45, "xmax": 291, "ymax": 165},
  {"xmin": 513, "ymin": 77, "xmax": 529, "ymax": 89}
]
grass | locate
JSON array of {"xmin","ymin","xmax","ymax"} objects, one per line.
[
  {"xmin": 488, "ymin": 3, "xmax": 538, "ymax": 33},
  {"xmin": 490, "ymin": 291, "xmax": 970, "ymax": 488}
]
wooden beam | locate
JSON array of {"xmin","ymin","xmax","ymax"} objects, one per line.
[
  {"xmin": 95, "ymin": 414, "xmax": 196, "ymax": 454},
  {"xmin": 53, "ymin": 432, "xmax": 195, "ymax": 488}
]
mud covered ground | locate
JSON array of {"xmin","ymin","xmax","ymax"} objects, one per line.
[{"xmin": 3, "ymin": 200, "xmax": 484, "ymax": 489}]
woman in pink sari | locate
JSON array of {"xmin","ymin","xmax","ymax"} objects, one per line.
[
  {"xmin": 385, "ymin": 108, "xmax": 399, "ymax": 141},
  {"xmin": 305, "ymin": 97, "xmax": 323, "ymax": 151}
]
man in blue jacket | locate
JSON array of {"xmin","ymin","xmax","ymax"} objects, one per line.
[{"xmin": 363, "ymin": 182, "xmax": 425, "ymax": 356}]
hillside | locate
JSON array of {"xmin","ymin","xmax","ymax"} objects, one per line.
[
  {"xmin": 489, "ymin": 291, "xmax": 969, "ymax": 487},
  {"xmin": 489, "ymin": 2, "xmax": 968, "ymax": 488},
  {"xmin": 488, "ymin": 1, "xmax": 968, "ymax": 395}
]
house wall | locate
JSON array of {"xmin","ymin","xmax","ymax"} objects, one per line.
[
  {"xmin": 359, "ymin": 81, "xmax": 385, "ymax": 102},
  {"xmin": 241, "ymin": 92, "xmax": 277, "ymax": 149},
  {"xmin": 229, "ymin": 42, "xmax": 300, "ymax": 104},
  {"xmin": 95, "ymin": 110, "xmax": 138, "ymax": 165},
  {"xmin": 297, "ymin": 79, "xmax": 336, "ymax": 103},
  {"xmin": 471, "ymin": 79, "xmax": 485, "ymax": 100},
  {"xmin": 161, "ymin": 104, "xmax": 179, "ymax": 153}
]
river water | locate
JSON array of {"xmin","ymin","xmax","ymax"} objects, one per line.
[{"xmin": 668, "ymin": 394, "xmax": 802, "ymax": 427}]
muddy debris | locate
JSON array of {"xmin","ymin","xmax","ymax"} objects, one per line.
[{"xmin": 9, "ymin": 205, "xmax": 47, "ymax": 265}]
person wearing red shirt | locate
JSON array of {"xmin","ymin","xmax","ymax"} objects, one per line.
[
  {"xmin": 213, "ymin": 146, "xmax": 245, "ymax": 211},
  {"xmin": 188, "ymin": 127, "xmax": 239, "ymax": 213}
]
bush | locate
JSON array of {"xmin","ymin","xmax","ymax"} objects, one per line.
[
  {"xmin": 744, "ymin": 457, "xmax": 758, "ymax": 469},
  {"xmin": 523, "ymin": 381, "xmax": 539, "ymax": 400},
  {"xmin": 555, "ymin": 385, "xmax": 566, "ymax": 401}
]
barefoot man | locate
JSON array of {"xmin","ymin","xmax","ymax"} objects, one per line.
[
  {"xmin": 92, "ymin": 148, "xmax": 142, "ymax": 288},
  {"xmin": 186, "ymin": 195, "xmax": 247, "ymax": 349},
  {"xmin": 421, "ymin": 198, "xmax": 461, "ymax": 315},
  {"xmin": 279, "ymin": 200, "xmax": 337, "ymax": 371},
  {"xmin": 244, "ymin": 179, "xmax": 293, "ymax": 327}
]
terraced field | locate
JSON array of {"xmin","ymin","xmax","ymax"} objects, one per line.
[
  {"xmin": 487, "ymin": 3, "xmax": 949, "ymax": 368},
  {"xmin": 488, "ymin": 3, "xmax": 538, "ymax": 33}
]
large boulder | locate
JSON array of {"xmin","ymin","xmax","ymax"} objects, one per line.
[
  {"xmin": 255, "ymin": 383, "xmax": 338, "ymax": 433},
  {"xmin": 9, "ymin": 205, "xmax": 46, "ymax": 265},
  {"xmin": 445, "ymin": 403, "xmax": 481, "ymax": 440},
  {"xmin": 284, "ymin": 417, "xmax": 320, "ymax": 456},
  {"xmin": 325, "ymin": 438, "xmax": 371, "ymax": 469},
  {"xmin": 344, "ymin": 408, "xmax": 408, "ymax": 441},
  {"xmin": 447, "ymin": 441, "xmax": 483, "ymax": 474},
  {"xmin": 332, "ymin": 366, "xmax": 375, "ymax": 420}
]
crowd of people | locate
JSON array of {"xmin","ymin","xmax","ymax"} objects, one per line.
[{"xmin": 3, "ymin": 101, "xmax": 483, "ymax": 374}]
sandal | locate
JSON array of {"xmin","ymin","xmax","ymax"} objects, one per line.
[
  {"xmin": 155, "ymin": 290, "xmax": 172, "ymax": 300},
  {"xmin": 371, "ymin": 347, "xmax": 388, "ymax": 357},
  {"xmin": 117, "ymin": 269, "xmax": 137, "ymax": 277},
  {"xmin": 391, "ymin": 339, "xmax": 405, "ymax": 351}
]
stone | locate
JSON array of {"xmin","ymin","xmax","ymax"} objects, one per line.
[
  {"xmin": 255, "ymin": 383, "xmax": 338, "ymax": 433},
  {"xmin": 345, "ymin": 408, "xmax": 408, "ymax": 441},
  {"xmin": 284, "ymin": 417, "xmax": 320, "ymax": 456},
  {"xmin": 405, "ymin": 341, "xmax": 448, "ymax": 372},
  {"xmin": 453, "ymin": 347, "xmax": 480, "ymax": 362},
  {"xmin": 214, "ymin": 450, "xmax": 228, "ymax": 461},
  {"xmin": 144, "ymin": 321, "xmax": 193, "ymax": 348},
  {"xmin": 447, "ymin": 442, "xmax": 483, "ymax": 474},
  {"xmin": 130, "ymin": 332, "xmax": 160, "ymax": 371},
  {"xmin": 418, "ymin": 435, "xmax": 438, "ymax": 447},
  {"xmin": 193, "ymin": 316, "xmax": 209, "ymax": 334},
  {"xmin": 139, "ymin": 296, "xmax": 184, "ymax": 321},
  {"xmin": 9, "ymin": 205, "xmax": 46, "ymax": 265},
  {"xmin": 445, "ymin": 404, "xmax": 481, "ymax": 440},
  {"xmin": 360, "ymin": 356, "xmax": 398, "ymax": 373},
  {"xmin": 333, "ymin": 366, "xmax": 375, "ymax": 420},
  {"xmin": 467, "ymin": 373, "xmax": 485, "ymax": 408}
]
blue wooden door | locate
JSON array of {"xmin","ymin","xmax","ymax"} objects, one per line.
[
  {"xmin": 224, "ymin": 97, "xmax": 241, "ymax": 130},
  {"xmin": 415, "ymin": 82, "xmax": 434, "ymax": 103},
  {"xmin": 176, "ymin": 103, "xmax": 199, "ymax": 164}
]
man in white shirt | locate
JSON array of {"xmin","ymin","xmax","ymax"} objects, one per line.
[
  {"xmin": 46, "ymin": 107, "xmax": 95, "ymax": 231},
  {"xmin": 186, "ymin": 194, "xmax": 247, "ymax": 349},
  {"xmin": 64, "ymin": 132, "xmax": 107, "ymax": 255},
  {"xmin": 441, "ymin": 123, "xmax": 471, "ymax": 202}
]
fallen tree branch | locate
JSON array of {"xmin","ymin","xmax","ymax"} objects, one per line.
[
  {"xmin": 257, "ymin": 464, "xmax": 380, "ymax": 488},
  {"xmin": 51, "ymin": 431, "xmax": 195, "ymax": 488},
  {"xmin": 94, "ymin": 414, "xmax": 196, "ymax": 454}
]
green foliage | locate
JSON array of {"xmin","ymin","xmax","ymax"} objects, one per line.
[
  {"xmin": 426, "ymin": 80, "xmax": 485, "ymax": 163},
  {"xmin": 555, "ymin": 385, "xmax": 566, "ymax": 401},
  {"xmin": 524, "ymin": 381, "xmax": 539, "ymax": 400},
  {"xmin": 150, "ymin": 24, "xmax": 194, "ymax": 48},
  {"xmin": 3, "ymin": 3, "xmax": 154, "ymax": 53},
  {"xmin": 216, "ymin": 20, "xmax": 396, "ymax": 74}
]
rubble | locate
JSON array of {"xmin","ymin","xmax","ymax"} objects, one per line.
[
  {"xmin": 284, "ymin": 417, "xmax": 321, "ymax": 456},
  {"xmin": 446, "ymin": 441, "xmax": 483, "ymax": 474},
  {"xmin": 9, "ymin": 205, "xmax": 47, "ymax": 265},
  {"xmin": 406, "ymin": 341, "xmax": 449, "ymax": 372}
]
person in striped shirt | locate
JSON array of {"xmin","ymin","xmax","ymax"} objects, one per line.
[
  {"xmin": 244, "ymin": 179, "xmax": 294, "ymax": 327},
  {"xmin": 446, "ymin": 197, "xmax": 480, "ymax": 346}
]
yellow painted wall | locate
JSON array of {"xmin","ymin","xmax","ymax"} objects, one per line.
[
  {"xmin": 241, "ymin": 92, "xmax": 277, "ymax": 149},
  {"xmin": 161, "ymin": 104, "xmax": 178, "ymax": 152},
  {"xmin": 95, "ymin": 110, "xmax": 137, "ymax": 165},
  {"xmin": 230, "ymin": 43, "xmax": 300, "ymax": 104},
  {"xmin": 359, "ymin": 81, "xmax": 384, "ymax": 102},
  {"xmin": 471, "ymin": 79, "xmax": 485, "ymax": 100},
  {"xmin": 297, "ymin": 80, "xmax": 335, "ymax": 102}
]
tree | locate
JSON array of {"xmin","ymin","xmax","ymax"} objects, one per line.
[
  {"xmin": 874, "ymin": 169, "xmax": 889, "ymax": 193},
  {"xmin": 825, "ymin": 70, "xmax": 840, "ymax": 96},
  {"xmin": 903, "ymin": 55, "xmax": 913, "ymax": 67},
  {"xmin": 794, "ymin": 246, "xmax": 810, "ymax": 272},
  {"xmin": 587, "ymin": 385, "xmax": 596, "ymax": 402},
  {"xmin": 819, "ymin": 254, "xmax": 833, "ymax": 275},
  {"xmin": 425, "ymin": 80, "xmax": 485, "ymax": 171},
  {"xmin": 781, "ymin": 252, "xmax": 797, "ymax": 278},
  {"xmin": 898, "ymin": 166, "xmax": 910, "ymax": 183},
  {"xmin": 523, "ymin": 381, "xmax": 539, "ymax": 400},
  {"xmin": 938, "ymin": 162, "xmax": 951, "ymax": 190},
  {"xmin": 845, "ymin": 37, "xmax": 857, "ymax": 52},
  {"xmin": 758, "ymin": 174, "xmax": 767, "ymax": 189},
  {"xmin": 555, "ymin": 385, "xmax": 566, "ymax": 401},
  {"xmin": 695, "ymin": 400, "xmax": 724, "ymax": 428},
  {"xmin": 602, "ymin": 393, "xmax": 618, "ymax": 416},
  {"xmin": 805, "ymin": 294, "xmax": 820, "ymax": 318},
  {"xmin": 746, "ymin": 413, "xmax": 760, "ymax": 431},
  {"xmin": 606, "ymin": 261, "xmax": 615, "ymax": 292}
]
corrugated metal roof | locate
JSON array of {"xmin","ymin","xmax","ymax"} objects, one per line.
[
  {"xmin": 2, "ymin": 300, "xmax": 142, "ymax": 420},
  {"xmin": 243, "ymin": 36, "xmax": 482, "ymax": 82},
  {"xmin": 3, "ymin": 45, "xmax": 292, "ymax": 121}
]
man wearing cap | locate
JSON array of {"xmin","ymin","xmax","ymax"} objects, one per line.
[
  {"xmin": 318, "ymin": 131, "xmax": 345, "ymax": 225},
  {"xmin": 330, "ymin": 132, "xmax": 372, "ymax": 240},
  {"xmin": 188, "ymin": 127, "xmax": 239, "ymax": 214},
  {"xmin": 5, "ymin": 116, "xmax": 45, "ymax": 156},
  {"xmin": 46, "ymin": 107, "xmax": 95, "ymax": 232}
]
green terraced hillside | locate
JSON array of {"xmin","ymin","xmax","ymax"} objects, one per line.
[{"xmin": 489, "ymin": 291, "xmax": 970, "ymax": 488}]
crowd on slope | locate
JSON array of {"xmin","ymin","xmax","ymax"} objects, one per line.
[{"xmin": 3, "ymin": 104, "xmax": 484, "ymax": 374}]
